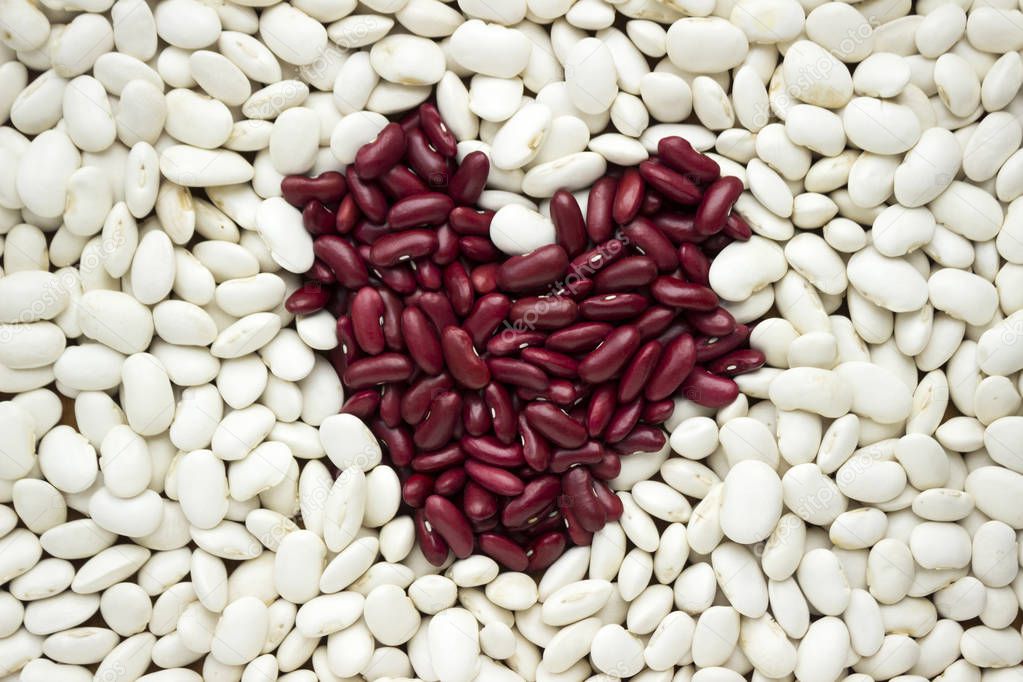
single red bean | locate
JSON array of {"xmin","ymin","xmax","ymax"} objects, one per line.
[
  {"xmin": 342, "ymin": 353, "xmax": 414, "ymax": 389},
  {"xmin": 478, "ymin": 533, "xmax": 529, "ymax": 571},
  {"xmin": 340, "ymin": 390, "xmax": 381, "ymax": 420},
  {"xmin": 345, "ymin": 168, "xmax": 388, "ymax": 223},
  {"xmin": 639, "ymin": 160, "xmax": 702, "ymax": 205},
  {"xmin": 562, "ymin": 506, "xmax": 593, "ymax": 546},
  {"xmin": 434, "ymin": 468, "xmax": 467, "ymax": 496},
  {"xmin": 460, "ymin": 236, "xmax": 501, "ymax": 262},
  {"xmin": 336, "ymin": 194, "xmax": 360, "ymax": 233},
  {"xmin": 378, "ymin": 164, "xmax": 428, "ymax": 199},
  {"xmin": 378, "ymin": 264, "xmax": 417, "ymax": 294},
  {"xmin": 471, "ymin": 263, "xmax": 499, "ymax": 294},
  {"xmin": 424, "ymin": 495, "xmax": 474, "ymax": 559},
  {"xmin": 371, "ymin": 420, "xmax": 413, "ymax": 466},
  {"xmin": 550, "ymin": 189, "xmax": 587, "ymax": 257},
  {"xmin": 403, "ymin": 474, "xmax": 434, "ymax": 507},
  {"xmin": 586, "ymin": 383, "xmax": 617, "ymax": 438},
  {"xmin": 502, "ymin": 476, "xmax": 561, "ymax": 528},
  {"xmin": 463, "ymin": 293, "xmax": 511, "ymax": 348},
  {"xmin": 285, "ymin": 283, "xmax": 329, "ymax": 314},
  {"xmin": 400, "ymin": 109, "xmax": 420, "ymax": 133},
  {"xmin": 369, "ymin": 229, "xmax": 439, "ymax": 267},
  {"xmin": 645, "ymin": 332, "xmax": 696, "ymax": 401},
  {"xmin": 496, "ymin": 244, "xmax": 569, "ymax": 293},
  {"xmin": 508, "ymin": 297, "xmax": 578, "ymax": 329},
  {"xmin": 282, "ymin": 171, "xmax": 347, "ymax": 206},
  {"xmin": 355, "ymin": 123, "xmax": 406, "ymax": 179},
  {"xmin": 401, "ymin": 373, "xmax": 453, "ymax": 425},
  {"xmin": 419, "ymin": 102, "xmax": 458, "ymax": 157},
  {"xmin": 586, "ymin": 176, "xmax": 617, "ymax": 242},
  {"xmin": 351, "ymin": 287, "xmax": 386, "ymax": 354},
  {"xmin": 378, "ymin": 289, "xmax": 405, "ymax": 352},
  {"xmin": 593, "ymin": 482, "xmax": 624, "ymax": 522},
  {"xmin": 641, "ymin": 190, "xmax": 662, "ymax": 215},
  {"xmin": 301, "ymin": 201, "xmax": 335, "ymax": 236},
  {"xmin": 604, "ymin": 399, "xmax": 644, "ymax": 443},
  {"xmin": 524, "ymin": 402, "xmax": 587, "ymax": 449},
  {"xmin": 578, "ymin": 325, "xmax": 641, "ymax": 384},
  {"xmin": 695, "ymin": 324, "xmax": 750, "ymax": 361},
  {"xmin": 448, "ymin": 151, "xmax": 490, "ymax": 205},
  {"xmin": 434, "ymin": 224, "xmax": 460, "ymax": 265},
  {"xmin": 463, "ymin": 482, "xmax": 498, "ymax": 521},
  {"xmin": 472, "ymin": 516, "xmax": 499, "ymax": 533},
  {"xmin": 622, "ymin": 219, "xmax": 680, "ymax": 271},
  {"xmin": 593, "ymin": 256, "xmax": 658, "ymax": 293},
  {"xmin": 413, "ymin": 258, "xmax": 443, "ymax": 290},
  {"xmin": 520, "ymin": 348, "xmax": 578, "ymax": 379},
  {"xmin": 561, "ymin": 467, "xmax": 605, "ymax": 533},
  {"xmin": 613, "ymin": 167, "xmax": 645, "ymax": 225},
  {"xmin": 707, "ymin": 348, "xmax": 766, "ymax": 376},
  {"xmin": 405, "ymin": 293, "xmax": 454, "ymax": 336},
  {"xmin": 546, "ymin": 322, "xmax": 613, "ymax": 354},
  {"xmin": 569, "ymin": 239, "xmax": 628, "ymax": 278},
  {"xmin": 465, "ymin": 460, "xmax": 525, "ymax": 496},
  {"xmin": 678, "ymin": 242, "xmax": 711, "ymax": 285},
  {"xmin": 354, "ymin": 221, "xmax": 390, "ymax": 245},
  {"xmin": 441, "ymin": 327, "xmax": 490, "ymax": 389},
  {"xmin": 405, "ymin": 128, "xmax": 450, "ymax": 186},
  {"xmin": 642, "ymin": 399, "xmax": 675, "ymax": 424},
  {"xmin": 487, "ymin": 358, "xmax": 550, "ymax": 392},
  {"xmin": 379, "ymin": 383, "xmax": 403, "ymax": 427},
  {"xmin": 681, "ymin": 368, "xmax": 740, "ymax": 407},
  {"xmin": 519, "ymin": 413, "xmax": 551, "ymax": 472},
  {"xmin": 306, "ymin": 259, "xmax": 336, "ymax": 284},
  {"xmin": 335, "ymin": 316, "xmax": 359, "ymax": 364},
  {"xmin": 414, "ymin": 390, "xmax": 462, "ymax": 450},
  {"xmin": 441, "ymin": 262, "xmax": 474, "ymax": 317},
  {"xmin": 688, "ymin": 307, "xmax": 736, "ymax": 337},
  {"xmin": 652, "ymin": 213, "xmax": 702, "ymax": 245},
  {"xmin": 411, "ymin": 443, "xmax": 464, "ymax": 472},
  {"xmin": 579, "ymin": 293, "xmax": 650, "ymax": 321},
  {"xmin": 618, "ymin": 340, "xmax": 662, "ymax": 403},
  {"xmin": 552, "ymin": 275, "xmax": 594, "ymax": 301},
  {"xmin": 448, "ymin": 207, "xmax": 493, "ymax": 236},
  {"xmin": 723, "ymin": 212, "xmax": 752, "ymax": 240},
  {"xmin": 314, "ymin": 236, "xmax": 369, "ymax": 288},
  {"xmin": 483, "ymin": 382, "xmax": 516, "ymax": 444},
  {"xmin": 462, "ymin": 436, "xmax": 525, "ymax": 468},
  {"xmin": 611, "ymin": 425, "xmax": 667, "ymax": 454},
  {"xmin": 526, "ymin": 532, "xmax": 567, "ymax": 572},
  {"xmin": 635, "ymin": 306, "xmax": 677, "ymax": 341},
  {"xmin": 657, "ymin": 137, "xmax": 720, "ymax": 183},
  {"xmin": 487, "ymin": 329, "xmax": 547, "ymax": 356},
  {"xmin": 695, "ymin": 175, "xmax": 744, "ymax": 236},
  {"xmin": 388, "ymin": 192, "xmax": 455, "ymax": 230},
  {"xmin": 400, "ymin": 306, "xmax": 444, "ymax": 375},
  {"xmin": 462, "ymin": 393, "xmax": 492, "ymax": 436},
  {"xmin": 416, "ymin": 510, "xmax": 450, "ymax": 566},
  {"xmin": 589, "ymin": 452, "xmax": 621, "ymax": 481},
  {"xmin": 651, "ymin": 277, "xmax": 718, "ymax": 310},
  {"xmin": 550, "ymin": 441, "xmax": 605, "ymax": 473},
  {"xmin": 537, "ymin": 379, "xmax": 578, "ymax": 406}
]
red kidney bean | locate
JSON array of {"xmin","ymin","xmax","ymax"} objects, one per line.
[
  {"xmin": 678, "ymin": 243, "xmax": 711, "ymax": 285},
  {"xmin": 419, "ymin": 103, "xmax": 458, "ymax": 158},
  {"xmin": 460, "ymin": 394, "xmax": 489, "ymax": 437},
  {"xmin": 285, "ymin": 283, "xmax": 329, "ymax": 314},
  {"xmin": 509, "ymin": 297, "xmax": 578, "ymax": 329},
  {"xmin": 657, "ymin": 137, "xmax": 720, "ymax": 183},
  {"xmin": 524, "ymin": 402, "xmax": 587, "ymax": 449},
  {"xmin": 416, "ymin": 510, "xmax": 450, "ymax": 565},
  {"xmin": 604, "ymin": 399, "xmax": 643, "ymax": 444},
  {"xmin": 586, "ymin": 176, "xmax": 617, "ymax": 242},
  {"xmin": 460, "ymin": 236, "xmax": 501, "ymax": 262},
  {"xmin": 487, "ymin": 329, "xmax": 546, "ymax": 356},
  {"xmin": 463, "ymin": 481, "xmax": 498, "ymax": 521},
  {"xmin": 578, "ymin": 325, "xmax": 641, "ymax": 384},
  {"xmin": 652, "ymin": 213, "xmax": 702, "ymax": 244},
  {"xmin": 570, "ymin": 239, "xmax": 627, "ymax": 277},
  {"xmin": 723, "ymin": 212, "xmax": 752, "ymax": 240},
  {"xmin": 424, "ymin": 495, "xmax": 474, "ymax": 558},
  {"xmin": 593, "ymin": 482, "xmax": 624, "ymax": 522},
  {"xmin": 355, "ymin": 123, "xmax": 406, "ymax": 179},
  {"xmin": 651, "ymin": 277, "xmax": 718, "ymax": 310},
  {"xmin": 465, "ymin": 460, "xmax": 525, "ymax": 496},
  {"xmin": 354, "ymin": 221, "xmax": 390, "ymax": 245},
  {"xmin": 586, "ymin": 383, "xmax": 617, "ymax": 438},
  {"xmin": 478, "ymin": 533, "xmax": 529, "ymax": 571},
  {"xmin": 611, "ymin": 425, "xmax": 667, "ymax": 454},
  {"xmin": 434, "ymin": 224, "xmax": 460, "ymax": 265},
  {"xmin": 695, "ymin": 324, "xmax": 750, "ymax": 362},
  {"xmin": 448, "ymin": 151, "xmax": 490, "ymax": 205},
  {"xmin": 550, "ymin": 189, "xmax": 587, "ymax": 257},
  {"xmin": 411, "ymin": 444, "xmax": 464, "ymax": 473},
  {"xmin": 388, "ymin": 192, "xmax": 454, "ymax": 230},
  {"xmin": 642, "ymin": 399, "xmax": 675, "ymax": 424},
  {"xmin": 483, "ymin": 382, "xmax": 516, "ymax": 444},
  {"xmin": 496, "ymin": 244, "xmax": 569, "ymax": 293},
  {"xmin": 550, "ymin": 441, "xmax": 604, "ymax": 473},
  {"xmin": 593, "ymin": 256, "xmax": 658, "ymax": 293},
  {"xmin": 589, "ymin": 451, "xmax": 621, "ymax": 480},
  {"xmin": 401, "ymin": 373, "xmax": 453, "ymax": 424},
  {"xmin": 314, "ymin": 236, "xmax": 369, "ymax": 288},
  {"xmin": 434, "ymin": 468, "xmax": 467, "ymax": 496},
  {"xmin": 414, "ymin": 391, "xmax": 462, "ymax": 449},
  {"xmin": 413, "ymin": 258, "xmax": 443, "ymax": 290},
  {"xmin": 695, "ymin": 176, "xmax": 743, "ymax": 236},
  {"xmin": 618, "ymin": 340, "xmax": 662, "ymax": 403},
  {"xmin": 520, "ymin": 347, "xmax": 578, "ymax": 379},
  {"xmin": 369, "ymin": 229, "xmax": 439, "ymax": 267},
  {"xmin": 707, "ymin": 348, "xmax": 766, "ymax": 376},
  {"xmin": 371, "ymin": 420, "xmax": 413, "ymax": 466},
  {"xmin": 345, "ymin": 168, "xmax": 388, "ymax": 223},
  {"xmin": 688, "ymin": 306, "xmax": 736, "ymax": 337},
  {"xmin": 406, "ymin": 128, "xmax": 450, "ymax": 187},
  {"xmin": 472, "ymin": 516, "xmax": 499, "ymax": 533},
  {"xmin": 645, "ymin": 332, "xmax": 696, "ymax": 401},
  {"xmin": 400, "ymin": 109, "xmax": 420, "ymax": 132},
  {"xmin": 613, "ymin": 168, "xmax": 645, "ymax": 226},
  {"xmin": 379, "ymin": 383, "xmax": 403, "ymax": 427},
  {"xmin": 335, "ymin": 316, "xmax": 359, "ymax": 365},
  {"xmin": 376, "ymin": 264, "xmax": 417, "ymax": 295},
  {"xmin": 404, "ymin": 474, "xmax": 434, "ymax": 507},
  {"xmin": 635, "ymin": 306, "xmax": 676, "ymax": 340},
  {"xmin": 462, "ymin": 436, "xmax": 524, "ymax": 468},
  {"xmin": 641, "ymin": 190, "xmax": 663, "ymax": 215},
  {"xmin": 342, "ymin": 353, "xmax": 414, "ymax": 389},
  {"xmin": 399, "ymin": 307, "xmax": 443, "ymax": 375},
  {"xmin": 681, "ymin": 368, "xmax": 739, "ymax": 407},
  {"xmin": 579, "ymin": 293, "xmax": 650, "ymax": 321},
  {"xmin": 442, "ymin": 262, "xmax": 474, "ymax": 317},
  {"xmin": 407, "ymin": 292, "xmax": 454, "ymax": 335},
  {"xmin": 336, "ymin": 194, "xmax": 360, "ymax": 233},
  {"xmin": 302, "ymin": 201, "xmax": 335, "ymax": 236},
  {"xmin": 471, "ymin": 263, "xmax": 499, "ymax": 294},
  {"xmin": 351, "ymin": 287, "xmax": 386, "ymax": 354},
  {"xmin": 639, "ymin": 160, "xmax": 702, "ymax": 205},
  {"xmin": 441, "ymin": 327, "xmax": 490, "ymax": 389},
  {"xmin": 487, "ymin": 358, "xmax": 550, "ymax": 392},
  {"xmin": 502, "ymin": 475, "xmax": 560, "ymax": 528},
  {"xmin": 526, "ymin": 532, "xmax": 566, "ymax": 572},
  {"xmin": 341, "ymin": 390, "xmax": 381, "ymax": 419},
  {"xmin": 621, "ymin": 219, "xmax": 679, "ymax": 271},
  {"xmin": 518, "ymin": 413, "xmax": 551, "ymax": 472},
  {"xmin": 561, "ymin": 467, "xmax": 605, "ymax": 532},
  {"xmin": 546, "ymin": 322, "xmax": 613, "ymax": 354},
  {"xmin": 282, "ymin": 171, "xmax": 347, "ymax": 207},
  {"xmin": 378, "ymin": 164, "xmax": 428, "ymax": 199},
  {"xmin": 377, "ymin": 290, "xmax": 405, "ymax": 353},
  {"xmin": 562, "ymin": 507, "xmax": 593, "ymax": 546},
  {"xmin": 462, "ymin": 293, "xmax": 511, "ymax": 348},
  {"xmin": 552, "ymin": 276, "xmax": 594, "ymax": 301},
  {"xmin": 448, "ymin": 207, "xmax": 493, "ymax": 236},
  {"xmin": 306, "ymin": 259, "xmax": 336, "ymax": 284}
]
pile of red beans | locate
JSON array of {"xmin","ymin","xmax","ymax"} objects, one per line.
[{"xmin": 281, "ymin": 102, "xmax": 765, "ymax": 571}]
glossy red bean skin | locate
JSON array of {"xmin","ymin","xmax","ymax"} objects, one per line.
[
  {"xmin": 463, "ymin": 482, "xmax": 498, "ymax": 521},
  {"xmin": 516, "ymin": 413, "xmax": 550, "ymax": 472},
  {"xmin": 593, "ymin": 482, "xmax": 624, "ymax": 521},
  {"xmin": 509, "ymin": 297, "xmax": 578, "ymax": 330},
  {"xmin": 412, "ymin": 291, "xmax": 458, "ymax": 334},
  {"xmin": 335, "ymin": 316, "xmax": 359, "ymax": 364},
  {"xmin": 404, "ymin": 474, "xmax": 434, "ymax": 507},
  {"xmin": 336, "ymin": 194, "xmax": 360, "ymax": 233},
  {"xmin": 388, "ymin": 193, "xmax": 454, "ymax": 230},
  {"xmin": 462, "ymin": 436, "xmax": 524, "ymax": 468},
  {"xmin": 724, "ymin": 212, "xmax": 752, "ymax": 240},
  {"xmin": 448, "ymin": 207, "xmax": 493, "ymax": 236},
  {"xmin": 688, "ymin": 306, "xmax": 736, "ymax": 337},
  {"xmin": 341, "ymin": 390, "xmax": 381, "ymax": 419},
  {"xmin": 487, "ymin": 358, "xmax": 550, "ymax": 392},
  {"xmin": 460, "ymin": 236, "xmax": 501, "ymax": 262},
  {"xmin": 561, "ymin": 467, "xmax": 605, "ymax": 533},
  {"xmin": 502, "ymin": 475, "xmax": 561, "ymax": 528},
  {"xmin": 414, "ymin": 390, "xmax": 462, "ymax": 450},
  {"xmin": 651, "ymin": 277, "xmax": 718, "ymax": 310},
  {"xmin": 579, "ymin": 293, "xmax": 650, "ymax": 321},
  {"xmin": 613, "ymin": 168, "xmax": 645, "ymax": 225},
  {"xmin": 455, "ymin": 394, "xmax": 485, "ymax": 438},
  {"xmin": 379, "ymin": 383, "xmax": 403, "ymax": 427},
  {"xmin": 550, "ymin": 189, "xmax": 587, "ymax": 257},
  {"xmin": 546, "ymin": 322, "xmax": 613, "ymax": 354},
  {"xmin": 470, "ymin": 263, "xmax": 499, "ymax": 294},
  {"xmin": 652, "ymin": 213, "xmax": 701, "ymax": 245},
  {"xmin": 678, "ymin": 243, "xmax": 711, "ymax": 285},
  {"xmin": 424, "ymin": 495, "xmax": 474, "ymax": 558},
  {"xmin": 314, "ymin": 236, "xmax": 369, "ymax": 288},
  {"xmin": 562, "ymin": 506, "xmax": 593, "ymax": 546},
  {"xmin": 285, "ymin": 283, "xmax": 330, "ymax": 314},
  {"xmin": 378, "ymin": 164, "xmax": 428, "ymax": 199},
  {"xmin": 478, "ymin": 533, "xmax": 529, "ymax": 571},
  {"xmin": 488, "ymin": 329, "xmax": 546, "ymax": 356},
  {"xmin": 282, "ymin": 171, "xmax": 347, "ymax": 207},
  {"xmin": 550, "ymin": 441, "xmax": 604, "ymax": 473},
  {"xmin": 370, "ymin": 229, "xmax": 439, "ymax": 267},
  {"xmin": 411, "ymin": 444, "xmax": 464, "ymax": 473},
  {"xmin": 645, "ymin": 333, "xmax": 697, "ymax": 401},
  {"xmin": 695, "ymin": 324, "xmax": 750, "ymax": 362},
  {"xmin": 464, "ymin": 460, "xmax": 525, "ymax": 496},
  {"xmin": 604, "ymin": 399, "xmax": 643, "ymax": 443},
  {"xmin": 434, "ymin": 467, "xmax": 467, "ymax": 496},
  {"xmin": 483, "ymin": 382, "xmax": 516, "ymax": 443},
  {"xmin": 657, "ymin": 137, "xmax": 720, "ymax": 183},
  {"xmin": 354, "ymin": 221, "xmax": 390, "ymax": 245},
  {"xmin": 434, "ymin": 224, "xmax": 460, "ymax": 265},
  {"xmin": 622, "ymin": 219, "xmax": 679, "ymax": 272},
  {"xmin": 695, "ymin": 176, "xmax": 744, "ymax": 236},
  {"xmin": 371, "ymin": 420, "xmax": 413, "ymax": 466},
  {"xmin": 520, "ymin": 348, "xmax": 578, "ymax": 379},
  {"xmin": 419, "ymin": 103, "xmax": 458, "ymax": 158},
  {"xmin": 448, "ymin": 151, "xmax": 490, "ymax": 205},
  {"xmin": 351, "ymin": 287, "xmax": 386, "ymax": 354},
  {"xmin": 587, "ymin": 176, "xmax": 618, "ymax": 242},
  {"xmin": 405, "ymin": 128, "xmax": 450, "ymax": 187},
  {"xmin": 639, "ymin": 160, "xmax": 702, "ymax": 205},
  {"xmin": 345, "ymin": 168, "xmax": 388, "ymax": 223},
  {"xmin": 416, "ymin": 510, "xmax": 450, "ymax": 565},
  {"xmin": 441, "ymin": 327, "xmax": 490, "ymax": 389},
  {"xmin": 400, "ymin": 307, "xmax": 443, "ymax": 375},
  {"xmin": 611, "ymin": 425, "xmax": 667, "ymax": 454},
  {"xmin": 707, "ymin": 348, "xmax": 766, "ymax": 376},
  {"xmin": 593, "ymin": 256, "xmax": 658, "ymax": 293},
  {"xmin": 442, "ymin": 262, "xmax": 475, "ymax": 317},
  {"xmin": 618, "ymin": 340, "xmax": 662, "ymax": 403},
  {"xmin": 590, "ymin": 452, "xmax": 621, "ymax": 480},
  {"xmin": 401, "ymin": 373, "xmax": 453, "ymax": 425},
  {"xmin": 524, "ymin": 402, "xmax": 587, "ymax": 449},
  {"xmin": 462, "ymin": 293, "xmax": 511, "ymax": 348},
  {"xmin": 578, "ymin": 325, "xmax": 641, "ymax": 384},
  {"xmin": 342, "ymin": 353, "xmax": 414, "ymax": 389},
  {"xmin": 586, "ymin": 383, "xmax": 617, "ymax": 438},
  {"xmin": 413, "ymin": 258, "xmax": 443, "ymax": 290},
  {"xmin": 570, "ymin": 239, "xmax": 627, "ymax": 277},
  {"xmin": 306, "ymin": 259, "xmax": 336, "ymax": 285},
  {"xmin": 681, "ymin": 368, "xmax": 740, "ymax": 408},
  {"xmin": 635, "ymin": 306, "xmax": 676, "ymax": 340},
  {"xmin": 302, "ymin": 201, "xmax": 336, "ymax": 236},
  {"xmin": 642, "ymin": 399, "xmax": 675, "ymax": 424},
  {"xmin": 355, "ymin": 123, "xmax": 406, "ymax": 179},
  {"xmin": 496, "ymin": 245, "xmax": 569, "ymax": 293},
  {"xmin": 526, "ymin": 532, "xmax": 567, "ymax": 571}
]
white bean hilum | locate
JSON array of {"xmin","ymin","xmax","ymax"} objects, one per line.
[{"xmin": 0, "ymin": 0, "xmax": 1022, "ymax": 680}]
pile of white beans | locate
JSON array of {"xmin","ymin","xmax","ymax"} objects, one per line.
[{"xmin": 1, "ymin": 0, "xmax": 1023, "ymax": 679}]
